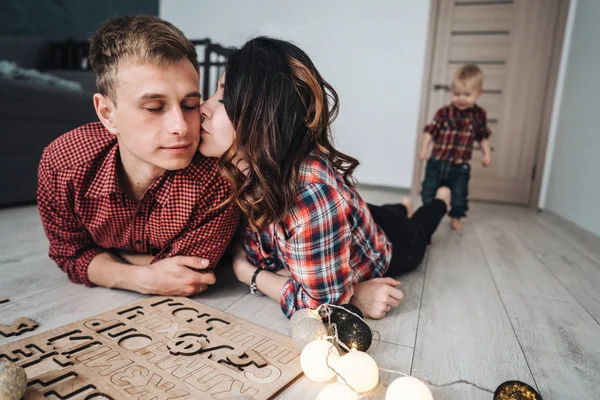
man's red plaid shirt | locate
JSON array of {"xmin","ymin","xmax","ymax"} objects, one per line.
[{"xmin": 37, "ymin": 122, "xmax": 240, "ymax": 286}]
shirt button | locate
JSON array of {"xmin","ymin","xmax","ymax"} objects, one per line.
[
  {"xmin": 135, "ymin": 240, "xmax": 142, "ymax": 245},
  {"xmin": 137, "ymin": 212, "xmax": 144, "ymax": 217}
]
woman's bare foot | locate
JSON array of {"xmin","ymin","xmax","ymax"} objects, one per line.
[
  {"xmin": 400, "ymin": 196, "xmax": 414, "ymax": 218},
  {"xmin": 435, "ymin": 186, "xmax": 451, "ymax": 209},
  {"xmin": 451, "ymin": 217, "xmax": 464, "ymax": 231}
]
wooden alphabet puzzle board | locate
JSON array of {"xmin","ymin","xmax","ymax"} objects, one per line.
[{"xmin": 0, "ymin": 296, "xmax": 302, "ymax": 399}]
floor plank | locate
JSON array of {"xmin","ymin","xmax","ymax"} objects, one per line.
[
  {"xmin": 0, "ymin": 205, "xmax": 48, "ymax": 261},
  {"xmin": 482, "ymin": 203, "xmax": 600, "ymax": 324},
  {"xmin": 412, "ymin": 221, "xmax": 534, "ymax": 400},
  {"xmin": 0, "ymin": 255, "xmax": 71, "ymax": 303},
  {"xmin": 503, "ymin": 293, "xmax": 600, "ymax": 399},
  {"xmin": 471, "ymin": 205, "xmax": 576, "ymax": 302},
  {"xmin": 536, "ymin": 210, "xmax": 600, "ymax": 265}
]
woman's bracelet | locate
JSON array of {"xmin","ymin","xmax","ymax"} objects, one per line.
[{"xmin": 250, "ymin": 268, "xmax": 264, "ymax": 294}]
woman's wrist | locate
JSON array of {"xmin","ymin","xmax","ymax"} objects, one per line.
[{"xmin": 233, "ymin": 256, "xmax": 257, "ymax": 285}]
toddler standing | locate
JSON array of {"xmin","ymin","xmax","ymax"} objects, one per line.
[{"xmin": 420, "ymin": 64, "xmax": 492, "ymax": 231}]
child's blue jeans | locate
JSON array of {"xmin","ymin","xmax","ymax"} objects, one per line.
[{"xmin": 421, "ymin": 159, "xmax": 470, "ymax": 219}]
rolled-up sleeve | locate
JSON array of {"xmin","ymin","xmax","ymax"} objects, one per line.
[{"xmin": 241, "ymin": 225, "xmax": 270, "ymax": 269}]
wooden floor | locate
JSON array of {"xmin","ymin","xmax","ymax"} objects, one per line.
[{"xmin": 1, "ymin": 188, "xmax": 600, "ymax": 399}]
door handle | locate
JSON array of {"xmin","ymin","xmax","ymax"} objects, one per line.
[{"xmin": 433, "ymin": 84, "xmax": 450, "ymax": 91}]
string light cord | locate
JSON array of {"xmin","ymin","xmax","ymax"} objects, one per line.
[{"xmin": 378, "ymin": 368, "xmax": 494, "ymax": 394}]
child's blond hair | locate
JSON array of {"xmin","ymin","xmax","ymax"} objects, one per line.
[{"xmin": 452, "ymin": 64, "xmax": 483, "ymax": 90}]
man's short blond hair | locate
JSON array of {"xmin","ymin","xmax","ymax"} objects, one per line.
[
  {"xmin": 89, "ymin": 15, "xmax": 199, "ymax": 102},
  {"xmin": 452, "ymin": 64, "xmax": 483, "ymax": 90}
]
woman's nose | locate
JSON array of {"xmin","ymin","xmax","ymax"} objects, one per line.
[{"xmin": 199, "ymin": 101, "xmax": 211, "ymax": 118}]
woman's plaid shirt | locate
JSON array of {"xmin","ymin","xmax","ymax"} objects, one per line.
[{"xmin": 242, "ymin": 153, "xmax": 392, "ymax": 317}]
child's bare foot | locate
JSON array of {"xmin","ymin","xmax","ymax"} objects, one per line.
[
  {"xmin": 451, "ymin": 218, "xmax": 464, "ymax": 231},
  {"xmin": 400, "ymin": 196, "xmax": 414, "ymax": 218},
  {"xmin": 435, "ymin": 187, "xmax": 451, "ymax": 209}
]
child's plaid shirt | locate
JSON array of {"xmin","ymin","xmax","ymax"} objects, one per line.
[
  {"xmin": 425, "ymin": 104, "xmax": 492, "ymax": 164},
  {"xmin": 242, "ymin": 153, "xmax": 392, "ymax": 318}
]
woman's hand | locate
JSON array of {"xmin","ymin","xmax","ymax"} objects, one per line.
[{"xmin": 351, "ymin": 277, "xmax": 403, "ymax": 320}]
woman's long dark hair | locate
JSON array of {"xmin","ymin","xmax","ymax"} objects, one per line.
[{"xmin": 220, "ymin": 37, "xmax": 359, "ymax": 230}]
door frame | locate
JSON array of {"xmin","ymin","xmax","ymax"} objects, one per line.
[{"xmin": 411, "ymin": 0, "xmax": 571, "ymax": 208}]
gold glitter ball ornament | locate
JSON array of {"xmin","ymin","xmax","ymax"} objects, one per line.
[
  {"xmin": 494, "ymin": 380, "xmax": 542, "ymax": 400},
  {"xmin": 0, "ymin": 359, "xmax": 27, "ymax": 400}
]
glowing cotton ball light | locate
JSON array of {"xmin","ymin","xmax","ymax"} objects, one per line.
[
  {"xmin": 316, "ymin": 382, "xmax": 358, "ymax": 400},
  {"xmin": 334, "ymin": 351, "xmax": 379, "ymax": 393},
  {"xmin": 385, "ymin": 376, "xmax": 433, "ymax": 400},
  {"xmin": 301, "ymin": 340, "xmax": 340, "ymax": 382}
]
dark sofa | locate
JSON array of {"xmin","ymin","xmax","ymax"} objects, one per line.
[{"xmin": 0, "ymin": 37, "xmax": 98, "ymax": 206}]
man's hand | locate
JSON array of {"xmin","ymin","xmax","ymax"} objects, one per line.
[
  {"xmin": 135, "ymin": 256, "xmax": 215, "ymax": 296},
  {"xmin": 351, "ymin": 277, "xmax": 403, "ymax": 320},
  {"xmin": 420, "ymin": 148, "xmax": 430, "ymax": 161}
]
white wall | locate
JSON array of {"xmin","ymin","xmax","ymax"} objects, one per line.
[
  {"xmin": 160, "ymin": 0, "xmax": 431, "ymax": 188},
  {"xmin": 542, "ymin": 0, "xmax": 600, "ymax": 237}
]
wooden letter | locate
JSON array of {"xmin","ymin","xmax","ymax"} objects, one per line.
[{"xmin": 0, "ymin": 317, "xmax": 38, "ymax": 337}]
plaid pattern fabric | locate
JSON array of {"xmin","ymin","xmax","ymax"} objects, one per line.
[
  {"xmin": 242, "ymin": 153, "xmax": 392, "ymax": 317},
  {"xmin": 37, "ymin": 122, "xmax": 240, "ymax": 286},
  {"xmin": 425, "ymin": 104, "xmax": 491, "ymax": 164}
]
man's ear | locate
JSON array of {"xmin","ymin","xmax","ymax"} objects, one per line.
[{"xmin": 94, "ymin": 93, "xmax": 118, "ymax": 135}]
